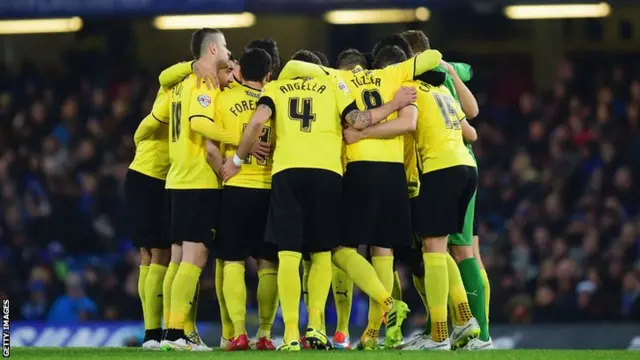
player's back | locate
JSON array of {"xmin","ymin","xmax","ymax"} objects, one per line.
[
  {"xmin": 264, "ymin": 77, "xmax": 344, "ymax": 175},
  {"xmin": 414, "ymin": 81, "xmax": 475, "ymax": 173},
  {"xmin": 217, "ymin": 84, "xmax": 273, "ymax": 188},
  {"xmin": 166, "ymin": 74, "xmax": 220, "ymax": 189},
  {"xmin": 337, "ymin": 65, "xmax": 404, "ymax": 163},
  {"xmin": 129, "ymin": 88, "xmax": 171, "ymax": 180}
]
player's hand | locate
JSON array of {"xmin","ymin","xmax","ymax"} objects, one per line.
[
  {"xmin": 193, "ymin": 59, "xmax": 219, "ymax": 90},
  {"xmin": 220, "ymin": 159, "xmax": 240, "ymax": 181},
  {"xmin": 343, "ymin": 126, "xmax": 365, "ymax": 144},
  {"xmin": 250, "ymin": 141, "xmax": 270, "ymax": 161},
  {"xmin": 392, "ymin": 86, "xmax": 417, "ymax": 109},
  {"xmin": 439, "ymin": 60, "xmax": 454, "ymax": 74}
]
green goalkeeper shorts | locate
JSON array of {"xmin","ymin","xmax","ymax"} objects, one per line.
[{"xmin": 448, "ymin": 189, "xmax": 476, "ymax": 246}]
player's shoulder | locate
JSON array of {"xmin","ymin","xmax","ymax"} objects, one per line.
[
  {"xmin": 261, "ymin": 80, "xmax": 281, "ymax": 95},
  {"xmin": 217, "ymin": 83, "xmax": 243, "ymax": 99}
]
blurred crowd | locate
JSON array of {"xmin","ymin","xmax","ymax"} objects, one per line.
[{"xmin": 1, "ymin": 55, "xmax": 639, "ymax": 325}]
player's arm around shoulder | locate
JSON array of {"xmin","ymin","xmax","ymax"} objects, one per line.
[
  {"xmin": 134, "ymin": 88, "xmax": 171, "ymax": 145},
  {"xmin": 343, "ymin": 82, "xmax": 418, "ymax": 144},
  {"xmin": 279, "ymin": 60, "xmax": 333, "ymax": 80},
  {"xmin": 159, "ymin": 59, "xmax": 220, "ymax": 90},
  {"xmin": 189, "ymin": 88, "xmax": 242, "ymax": 145}
]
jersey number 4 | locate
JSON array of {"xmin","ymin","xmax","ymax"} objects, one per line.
[
  {"xmin": 433, "ymin": 94, "xmax": 461, "ymax": 130},
  {"xmin": 171, "ymin": 101, "xmax": 182, "ymax": 142},
  {"xmin": 289, "ymin": 97, "xmax": 316, "ymax": 132}
]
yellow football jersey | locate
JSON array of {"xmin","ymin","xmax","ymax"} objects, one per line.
[
  {"xmin": 414, "ymin": 82, "xmax": 476, "ymax": 174},
  {"xmin": 216, "ymin": 83, "xmax": 272, "ymax": 189},
  {"xmin": 129, "ymin": 88, "xmax": 171, "ymax": 180},
  {"xmin": 258, "ymin": 76, "xmax": 357, "ymax": 176},
  {"xmin": 166, "ymin": 74, "xmax": 222, "ymax": 189},
  {"xmin": 278, "ymin": 51, "xmax": 441, "ymax": 164}
]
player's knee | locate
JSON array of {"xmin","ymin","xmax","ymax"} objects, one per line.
[
  {"xmin": 140, "ymin": 248, "xmax": 151, "ymax": 265},
  {"xmin": 170, "ymin": 244, "xmax": 183, "ymax": 263},
  {"xmin": 422, "ymin": 236, "xmax": 448, "ymax": 253},
  {"xmin": 450, "ymin": 245, "xmax": 474, "ymax": 263},
  {"xmin": 182, "ymin": 241, "xmax": 208, "ymax": 268},
  {"xmin": 151, "ymin": 248, "xmax": 171, "ymax": 266},
  {"xmin": 370, "ymin": 246, "xmax": 393, "ymax": 257}
]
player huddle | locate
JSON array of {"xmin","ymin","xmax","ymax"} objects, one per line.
[{"xmin": 126, "ymin": 27, "xmax": 492, "ymax": 352}]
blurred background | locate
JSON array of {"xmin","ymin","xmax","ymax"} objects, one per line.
[{"xmin": 1, "ymin": 0, "xmax": 640, "ymax": 349}]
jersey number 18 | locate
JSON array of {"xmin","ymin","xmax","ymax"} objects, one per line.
[{"xmin": 171, "ymin": 101, "xmax": 182, "ymax": 142}]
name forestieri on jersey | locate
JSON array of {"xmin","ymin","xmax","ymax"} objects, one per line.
[{"xmin": 229, "ymin": 99, "xmax": 257, "ymax": 116}]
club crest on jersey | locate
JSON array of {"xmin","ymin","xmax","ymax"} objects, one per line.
[
  {"xmin": 197, "ymin": 94, "xmax": 212, "ymax": 108},
  {"xmin": 338, "ymin": 80, "xmax": 350, "ymax": 93}
]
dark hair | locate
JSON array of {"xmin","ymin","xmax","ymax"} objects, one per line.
[
  {"xmin": 400, "ymin": 30, "xmax": 430, "ymax": 53},
  {"xmin": 336, "ymin": 48, "xmax": 368, "ymax": 70},
  {"xmin": 190, "ymin": 28, "xmax": 222, "ymax": 60},
  {"xmin": 312, "ymin": 51, "xmax": 330, "ymax": 67},
  {"xmin": 372, "ymin": 34, "xmax": 413, "ymax": 59},
  {"xmin": 362, "ymin": 52, "xmax": 374, "ymax": 69},
  {"xmin": 290, "ymin": 49, "xmax": 321, "ymax": 65},
  {"xmin": 239, "ymin": 48, "xmax": 272, "ymax": 82},
  {"xmin": 373, "ymin": 45, "xmax": 407, "ymax": 69},
  {"xmin": 246, "ymin": 37, "xmax": 281, "ymax": 79}
]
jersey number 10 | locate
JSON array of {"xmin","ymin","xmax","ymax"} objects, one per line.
[
  {"xmin": 433, "ymin": 94, "xmax": 461, "ymax": 130},
  {"xmin": 171, "ymin": 101, "xmax": 182, "ymax": 142}
]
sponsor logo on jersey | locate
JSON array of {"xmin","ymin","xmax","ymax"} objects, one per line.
[{"xmin": 197, "ymin": 94, "xmax": 212, "ymax": 108}]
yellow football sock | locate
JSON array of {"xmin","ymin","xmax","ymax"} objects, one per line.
[
  {"xmin": 412, "ymin": 275, "xmax": 428, "ymax": 313},
  {"xmin": 481, "ymin": 268, "xmax": 490, "ymax": 323},
  {"xmin": 167, "ymin": 262, "xmax": 202, "ymax": 330},
  {"xmin": 392, "ymin": 270, "xmax": 403, "ymax": 301},
  {"xmin": 257, "ymin": 268, "xmax": 278, "ymax": 339},
  {"xmin": 446, "ymin": 254, "xmax": 472, "ymax": 326},
  {"xmin": 332, "ymin": 248, "xmax": 393, "ymax": 313},
  {"xmin": 144, "ymin": 264, "xmax": 167, "ymax": 330},
  {"xmin": 332, "ymin": 265, "xmax": 353, "ymax": 335},
  {"xmin": 184, "ymin": 281, "xmax": 199, "ymax": 335},
  {"xmin": 423, "ymin": 253, "xmax": 448, "ymax": 342},
  {"xmin": 307, "ymin": 252, "xmax": 332, "ymax": 330},
  {"xmin": 223, "ymin": 263, "xmax": 247, "ymax": 338},
  {"xmin": 278, "ymin": 251, "xmax": 302, "ymax": 343},
  {"xmin": 162, "ymin": 262, "xmax": 179, "ymax": 328},
  {"xmin": 139, "ymin": 265, "xmax": 149, "ymax": 328},
  {"xmin": 366, "ymin": 256, "xmax": 394, "ymax": 332},
  {"xmin": 448, "ymin": 297, "xmax": 458, "ymax": 325},
  {"xmin": 302, "ymin": 259, "xmax": 311, "ymax": 309},
  {"xmin": 215, "ymin": 259, "xmax": 234, "ymax": 340}
]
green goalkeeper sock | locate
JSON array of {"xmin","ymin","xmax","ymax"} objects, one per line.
[{"xmin": 458, "ymin": 258, "xmax": 489, "ymax": 341}]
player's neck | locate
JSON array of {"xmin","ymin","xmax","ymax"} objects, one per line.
[{"xmin": 242, "ymin": 80, "xmax": 263, "ymax": 91}]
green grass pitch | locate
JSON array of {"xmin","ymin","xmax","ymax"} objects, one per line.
[{"xmin": 9, "ymin": 348, "xmax": 638, "ymax": 360}]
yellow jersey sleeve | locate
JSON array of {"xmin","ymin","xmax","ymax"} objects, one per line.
[
  {"xmin": 188, "ymin": 88, "xmax": 217, "ymax": 122},
  {"xmin": 151, "ymin": 88, "xmax": 170, "ymax": 123},
  {"xmin": 257, "ymin": 82, "xmax": 278, "ymax": 114},
  {"xmin": 383, "ymin": 50, "xmax": 442, "ymax": 85},
  {"xmin": 159, "ymin": 61, "xmax": 193, "ymax": 88},
  {"xmin": 328, "ymin": 75, "xmax": 358, "ymax": 121},
  {"xmin": 279, "ymin": 60, "xmax": 334, "ymax": 80},
  {"xmin": 189, "ymin": 88, "xmax": 240, "ymax": 145}
]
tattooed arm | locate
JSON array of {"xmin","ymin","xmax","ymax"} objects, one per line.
[{"xmin": 343, "ymin": 86, "xmax": 417, "ymax": 129}]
